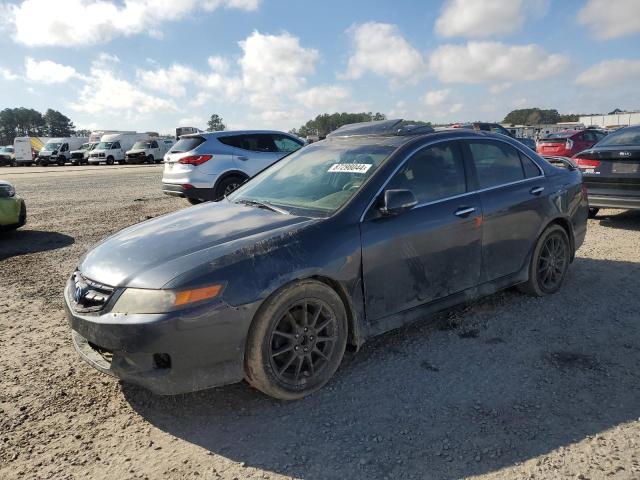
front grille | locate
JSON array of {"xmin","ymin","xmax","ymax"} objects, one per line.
[
  {"xmin": 71, "ymin": 152, "xmax": 84, "ymax": 159},
  {"xmin": 70, "ymin": 271, "xmax": 115, "ymax": 313}
]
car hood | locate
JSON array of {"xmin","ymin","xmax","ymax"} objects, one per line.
[{"xmin": 79, "ymin": 200, "xmax": 316, "ymax": 289}]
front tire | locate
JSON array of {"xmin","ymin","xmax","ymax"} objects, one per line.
[
  {"xmin": 518, "ymin": 224, "xmax": 570, "ymax": 297},
  {"xmin": 147, "ymin": 155, "xmax": 154, "ymax": 164},
  {"xmin": 244, "ymin": 280, "xmax": 348, "ymax": 400},
  {"xmin": 106, "ymin": 156, "xmax": 114, "ymax": 165}
]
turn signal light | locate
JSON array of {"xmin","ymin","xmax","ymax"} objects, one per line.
[
  {"xmin": 574, "ymin": 157, "xmax": 600, "ymax": 169},
  {"xmin": 174, "ymin": 284, "xmax": 223, "ymax": 306},
  {"xmin": 178, "ymin": 154, "xmax": 212, "ymax": 165}
]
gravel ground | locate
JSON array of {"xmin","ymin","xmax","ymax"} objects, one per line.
[{"xmin": 1, "ymin": 165, "xmax": 639, "ymax": 480}]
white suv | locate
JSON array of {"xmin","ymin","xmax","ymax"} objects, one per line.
[{"xmin": 162, "ymin": 130, "xmax": 304, "ymax": 204}]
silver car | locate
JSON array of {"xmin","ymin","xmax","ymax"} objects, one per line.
[{"xmin": 162, "ymin": 130, "xmax": 304, "ymax": 204}]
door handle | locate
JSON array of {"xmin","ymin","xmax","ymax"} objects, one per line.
[
  {"xmin": 237, "ymin": 156, "xmax": 249, "ymax": 161},
  {"xmin": 530, "ymin": 186, "xmax": 544, "ymax": 195},
  {"xmin": 454, "ymin": 207, "xmax": 476, "ymax": 217}
]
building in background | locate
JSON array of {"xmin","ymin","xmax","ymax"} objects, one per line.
[{"xmin": 579, "ymin": 112, "xmax": 640, "ymax": 129}]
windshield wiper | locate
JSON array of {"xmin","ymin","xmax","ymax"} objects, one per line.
[{"xmin": 236, "ymin": 199, "xmax": 289, "ymax": 215}]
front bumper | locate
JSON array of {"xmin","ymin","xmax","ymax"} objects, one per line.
[{"xmin": 64, "ymin": 279, "xmax": 260, "ymax": 395}]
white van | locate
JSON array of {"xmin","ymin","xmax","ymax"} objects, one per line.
[
  {"xmin": 70, "ymin": 142, "xmax": 99, "ymax": 165},
  {"xmin": 88, "ymin": 133, "xmax": 150, "ymax": 165},
  {"xmin": 38, "ymin": 137, "xmax": 89, "ymax": 166},
  {"xmin": 88, "ymin": 130, "xmax": 136, "ymax": 143},
  {"xmin": 125, "ymin": 138, "xmax": 175, "ymax": 164}
]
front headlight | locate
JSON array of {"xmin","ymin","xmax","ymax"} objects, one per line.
[
  {"xmin": 0, "ymin": 184, "xmax": 15, "ymax": 198},
  {"xmin": 111, "ymin": 284, "xmax": 223, "ymax": 314}
]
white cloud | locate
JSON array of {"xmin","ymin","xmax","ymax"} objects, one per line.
[
  {"xmin": 1, "ymin": 66, "xmax": 19, "ymax": 80},
  {"xmin": 294, "ymin": 85, "xmax": 351, "ymax": 110},
  {"xmin": 577, "ymin": 0, "xmax": 640, "ymax": 39},
  {"xmin": 422, "ymin": 89, "xmax": 451, "ymax": 107},
  {"xmin": 70, "ymin": 65, "xmax": 176, "ymax": 116},
  {"xmin": 435, "ymin": 0, "xmax": 548, "ymax": 39},
  {"xmin": 428, "ymin": 42, "xmax": 568, "ymax": 85},
  {"xmin": 188, "ymin": 92, "xmax": 213, "ymax": 108},
  {"xmin": 177, "ymin": 116, "xmax": 205, "ymax": 127},
  {"xmin": 24, "ymin": 57, "xmax": 81, "ymax": 84},
  {"xmin": 208, "ymin": 56, "xmax": 230, "ymax": 73},
  {"xmin": 575, "ymin": 59, "xmax": 640, "ymax": 88},
  {"xmin": 343, "ymin": 22, "xmax": 424, "ymax": 80},
  {"xmin": 238, "ymin": 31, "xmax": 319, "ymax": 107},
  {"xmin": 136, "ymin": 64, "xmax": 197, "ymax": 97},
  {"xmin": 6, "ymin": 0, "xmax": 261, "ymax": 47}
]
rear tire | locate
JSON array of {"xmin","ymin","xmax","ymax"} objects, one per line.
[
  {"xmin": 244, "ymin": 280, "xmax": 348, "ymax": 400},
  {"xmin": 187, "ymin": 197, "xmax": 203, "ymax": 205},
  {"xmin": 214, "ymin": 175, "xmax": 245, "ymax": 201},
  {"xmin": 517, "ymin": 224, "xmax": 570, "ymax": 297},
  {"xmin": 588, "ymin": 208, "xmax": 599, "ymax": 219}
]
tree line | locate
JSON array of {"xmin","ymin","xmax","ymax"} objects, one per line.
[
  {"xmin": 290, "ymin": 112, "xmax": 387, "ymax": 138},
  {"xmin": 502, "ymin": 108, "xmax": 580, "ymax": 125},
  {"xmin": 0, "ymin": 107, "xmax": 82, "ymax": 145}
]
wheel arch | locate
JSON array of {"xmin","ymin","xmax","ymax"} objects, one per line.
[
  {"xmin": 546, "ymin": 216, "xmax": 575, "ymax": 260},
  {"xmin": 213, "ymin": 169, "xmax": 249, "ymax": 193}
]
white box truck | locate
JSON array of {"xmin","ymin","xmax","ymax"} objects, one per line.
[
  {"xmin": 37, "ymin": 137, "xmax": 89, "ymax": 166},
  {"xmin": 13, "ymin": 136, "xmax": 51, "ymax": 166},
  {"xmin": 125, "ymin": 138, "xmax": 175, "ymax": 164},
  {"xmin": 88, "ymin": 130, "xmax": 135, "ymax": 143},
  {"xmin": 88, "ymin": 133, "xmax": 150, "ymax": 165}
]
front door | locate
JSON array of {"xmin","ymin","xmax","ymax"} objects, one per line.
[{"xmin": 361, "ymin": 140, "xmax": 483, "ymax": 323}]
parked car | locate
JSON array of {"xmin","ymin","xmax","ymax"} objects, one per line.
[
  {"xmin": 451, "ymin": 122, "xmax": 536, "ymax": 149},
  {"xmin": 162, "ymin": 130, "xmax": 304, "ymax": 204},
  {"xmin": 70, "ymin": 142, "xmax": 98, "ymax": 165},
  {"xmin": 573, "ymin": 124, "xmax": 640, "ymax": 218},
  {"xmin": 517, "ymin": 137, "xmax": 536, "ymax": 151},
  {"xmin": 0, "ymin": 146, "xmax": 16, "ymax": 166},
  {"xmin": 537, "ymin": 129, "xmax": 606, "ymax": 158},
  {"xmin": 65, "ymin": 119, "xmax": 587, "ymax": 400},
  {"xmin": 88, "ymin": 133, "xmax": 149, "ymax": 165},
  {"xmin": 0, "ymin": 180, "xmax": 26, "ymax": 230},
  {"xmin": 38, "ymin": 137, "xmax": 89, "ymax": 166},
  {"xmin": 125, "ymin": 138, "xmax": 173, "ymax": 164}
]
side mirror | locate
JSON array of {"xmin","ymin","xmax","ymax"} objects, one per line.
[{"xmin": 379, "ymin": 189, "xmax": 417, "ymax": 216}]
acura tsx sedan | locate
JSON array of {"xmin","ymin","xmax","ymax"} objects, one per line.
[{"xmin": 65, "ymin": 119, "xmax": 587, "ymax": 400}]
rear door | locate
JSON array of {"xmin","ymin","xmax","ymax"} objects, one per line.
[
  {"xmin": 463, "ymin": 139, "xmax": 547, "ymax": 282},
  {"xmin": 361, "ymin": 140, "xmax": 483, "ymax": 323},
  {"xmin": 227, "ymin": 134, "xmax": 283, "ymax": 175}
]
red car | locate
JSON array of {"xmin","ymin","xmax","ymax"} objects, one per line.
[{"xmin": 536, "ymin": 129, "xmax": 606, "ymax": 157}]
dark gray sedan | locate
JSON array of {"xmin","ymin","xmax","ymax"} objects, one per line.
[{"xmin": 65, "ymin": 120, "xmax": 588, "ymax": 400}]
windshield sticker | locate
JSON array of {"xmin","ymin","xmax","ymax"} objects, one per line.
[{"xmin": 328, "ymin": 163, "xmax": 372, "ymax": 174}]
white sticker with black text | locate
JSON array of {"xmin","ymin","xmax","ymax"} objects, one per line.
[{"xmin": 327, "ymin": 163, "xmax": 372, "ymax": 174}]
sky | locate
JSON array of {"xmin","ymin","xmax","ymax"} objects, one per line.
[{"xmin": 0, "ymin": 0, "xmax": 639, "ymax": 134}]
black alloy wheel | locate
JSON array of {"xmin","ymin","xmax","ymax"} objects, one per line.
[
  {"xmin": 245, "ymin": 280, "xmax": 347, "ymax": 400},
  {"xmin": 268, "ymin": 300, "xmax": 338, "ymax": 385},
  {"xmin": 518, "ymin": 224, "xmax": 570, "ymax": 296}
]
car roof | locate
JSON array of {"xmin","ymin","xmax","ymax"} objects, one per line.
[
  {"xmin": 182, "ymin": 130, "xmax": 294, "ymax": 139},
  {"xmin": 0, "ymin": 179, "xmax": 13, "ymax": 187}
]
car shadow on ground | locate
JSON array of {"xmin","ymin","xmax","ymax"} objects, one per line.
[
  {"xmin": 595, "ymin": 209, "xmax": 640, "ymax": 231},
  {"xmin": 123, "ymin": 256, "xmax": 640, "ymax": 479},
  {"xmin": 0, "ymin": 229, "xmax": 74, "ymax": 260}
]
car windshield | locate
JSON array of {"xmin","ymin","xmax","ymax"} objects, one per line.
[
  {"xmin": 97, "ymin": 142, "xmax": 113, "ymax": 149},
  {"xmin": 89, "ymin": 143, "xmax": 98, "ymax": 150},
  {"xmin": 596, "ymin": 127, "xmax": 640, "ymax": 147},
  {"xmin": 0, "ymin": 147, "xmax": 12, "ymax": 152},
  {"xmin": 80, "ymin": 143, "xmax": 89, "ymax": 149},
  {"xmin": 44, "ymin": 142, "xmax": 62, "ymax": 150},
  {"xmin": 133, "ymin": 141, "xmax": 151, "ymax": 149},
  {"xmin": 228, "ymin": 140, "xmax": 396, "ymax": 216}
]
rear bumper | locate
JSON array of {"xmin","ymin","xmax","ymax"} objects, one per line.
[
  {"xmin": 162, "ymin": 183, "xmax": 216, "ymax": 201},
  {"xmin": 64, "ymin": 279, "xmax": 260, "ymax": 395},
  {"xmin": 588, "ymin": 194, "xmax": 640, "ymax": 210}
]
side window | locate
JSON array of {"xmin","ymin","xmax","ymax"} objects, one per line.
[
  {"xmin": 272, "ymin": 134, "xmax": 302, "ymax": 153},
  {"xmin": 217, "ymin": 135, "xmax": 242, "ymax": 148},
  {"xmin": 62, "ymin": 143, "xmax": 68, "ymax": 152},
  {"xmin": 112, "ymin": 141, "xmax": 121, "ymax": 150},
  {"xmin": 468, "ymin": 141, "xmax": 525, "ymax": 189},
  {"xmin": 387, "ymin": 142, "xmax": 467, "ymax": 204},
  {"xmin": 582, "ymin": 131, "xmax": 597, "ymax": 143},
  {"xmin": 519, "ymin": 152, "xmax": 542, "ymax": 178}
]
